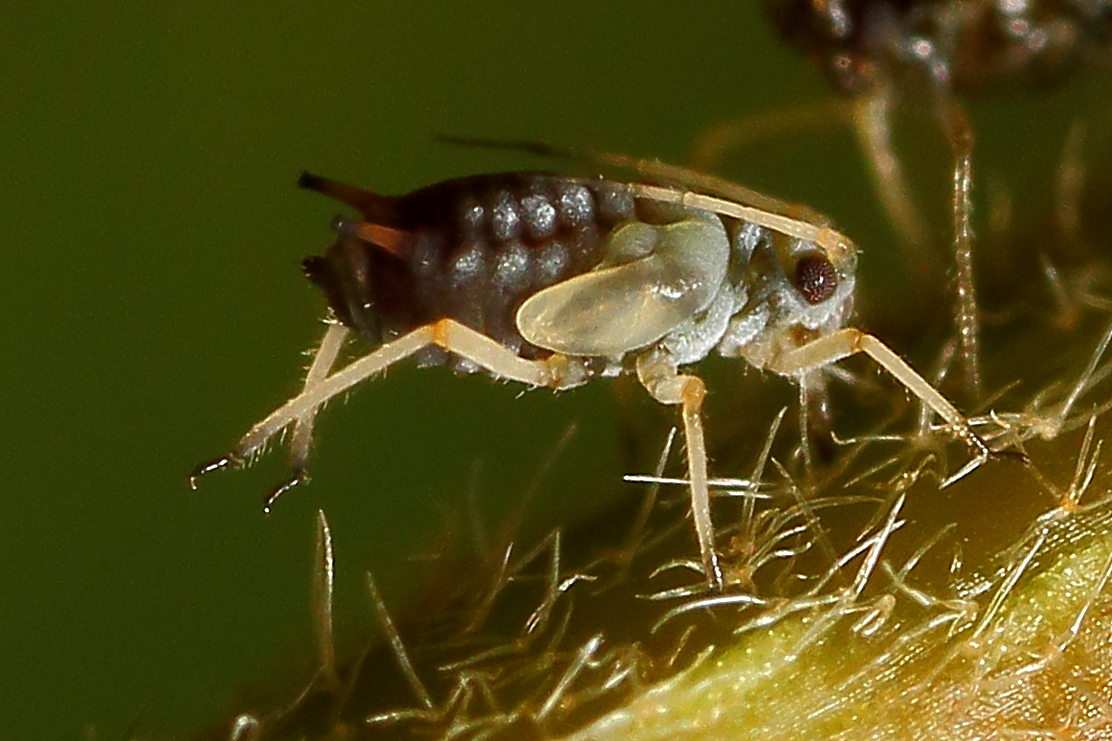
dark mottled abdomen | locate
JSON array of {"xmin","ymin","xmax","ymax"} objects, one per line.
[
  {"xmin": 302, "ymin": 172, "xmax": 644, "ymax": 367},
  {"xmin": 767, "ymin": 0, "xmax": 1112, "ymax": 95}
]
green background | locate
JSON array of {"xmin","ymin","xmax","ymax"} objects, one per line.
[{"xmin": 1, "ymin": 3, "xmax": 1104, "ymax": 739}]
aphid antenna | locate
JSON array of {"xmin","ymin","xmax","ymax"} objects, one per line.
[
  {"xmin": 438, "ymin": 133, "xmax": 832, "ymax": 226},
  {"xmin": 851, "ymin": 85, "xmax": 932, "ymax": 255}
]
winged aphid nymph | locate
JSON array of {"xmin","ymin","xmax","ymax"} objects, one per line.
[{"xmin": 194, "ymin": 166, "xmax": 988, "ymax": 590}]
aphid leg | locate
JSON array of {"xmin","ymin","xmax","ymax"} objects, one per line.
[
  {"xmin": 201, "ymin": 320, "xmax": 571, "ymax": 507},
  {"xmin": 612, "ymin": 157, "xmax": 830, "ymax": 227},
  {"xmin": 636, "ymin": 352, "xmax": 723, "ymax": 590},
  {"xmin": 688, "ymin": 99, "xmax": 853, "ymax": 171},
  {"xmin": 631, "ymin": 183, "xmax": 854, "ymax": 259},
  {"xmin": 267, "ymin": 323, "xmax": 350, "ymax": 505},
  {"xmin": 1056, "ymin": 119, "xmax": 1089, "ymax": 254},
  {"xmin": 947, "ymin": 107, "xmax": 982, "ymax": 399},
  {"xmin": 851, "ymin": 86, "xmax": 930, "ymax": 256},
  {"xmin": 798, "ymin": 371, "xmax": 836, "ymax": 471},
  {"xmin": 769, "ymin": 328, "xmax": 994, "ymax": 471}
]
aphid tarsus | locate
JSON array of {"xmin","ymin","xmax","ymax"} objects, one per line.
[{"xmin": 193, "ymin": 164, "xmax": 993, "ymax": 590}]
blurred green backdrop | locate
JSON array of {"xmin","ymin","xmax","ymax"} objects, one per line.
[{"xmin": 0, "ymin": 2, "xmax": 1105, "ymax": 739}]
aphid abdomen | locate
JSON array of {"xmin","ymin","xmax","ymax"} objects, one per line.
[{"xmin": 303, "ymin": 173, "xmax": 642, "ymax": 367}]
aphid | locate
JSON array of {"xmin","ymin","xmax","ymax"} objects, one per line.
[
  {"xmin": 767, "ymin": 1, "xmax": 1112, "ymax": 99},
  {"xmin": 702, "ymin": 1, "xmax": 1112, "ymax": 397},
  {"xmin": 192, "ymin": 161, "xmax": 994, "ymax": 590}
]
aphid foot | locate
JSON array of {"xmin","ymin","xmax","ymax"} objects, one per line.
[
  {"xmin": 189, "ymin": 455, "xmax": 242, "ymax": 490},
  {"xmin": 264, "ymin": 470, "xmax": 310, "ymax": 514}
]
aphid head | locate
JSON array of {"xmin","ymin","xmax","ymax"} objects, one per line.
[
  {"xmin": 719, "ymin": 224, "xmax": 857, "ymax": 366},
  {"xmin": 775, "ymin": 230, "xmax": 858, "ymax": 333}
]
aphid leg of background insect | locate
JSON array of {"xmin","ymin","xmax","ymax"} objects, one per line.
[
  {"xmin": 683, "ymin": 92, "xmax": 931, "ymax": 261},
  {"xmin": 684, "ymin": 89, "xmax": 986, "ymax": 399},
  {"xmin": 854, "ymin": 88, "xmax": 983, "ymax": 400},
  {"xmin": 194, "ymin": 319, "xmax": 581, "ymax": 504},
  {"xmin": 851, "ymin": 87, "xmax": 930, "ymax": 255},
  {"xmin": 944, "ymin": 102, "xmax": 983, "ymax": 400},
  {"xmin": 768, "ymin": 327, "xmax": 996, "ymax": 481},
  {"xmin": 689, "ymin": 99, "xmax": 855, "ymax": 171},
  {"xmin": 635, "ymin": 351, "xmax": 723, "ymax": 591},
  {"xmin": 1056, "ymin": 119, "xmax": 1090, "ymax": 256}
]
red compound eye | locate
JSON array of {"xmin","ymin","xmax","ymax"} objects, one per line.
[{"xmin": 795, "ymin": 255, "xmax": 837, "ymax": 304}]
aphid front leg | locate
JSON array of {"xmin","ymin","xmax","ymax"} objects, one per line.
[
  {"xmin": 636, "ymin": 352, "xmax": 723, "ymax": 591},
  {"xmin": 195, "ymin": 319, "xmax": 579, "ymax": 508},
  {"xmin": 769, "ymin": 328, "xmax": 993, "ymax": 468}
]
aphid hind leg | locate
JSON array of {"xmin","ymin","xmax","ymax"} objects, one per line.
[
  {"xmin": 636, "ymin": 352, "xmax": 723, "ymax": 591},
  {"xmin": 211, "ymin": 320, "xmax": 567, "ymax": 508},
  {"xmin": 769, "ymin": 328, "xmax": 993, "ymax": 470},
  {"xmin": 290, "ymin": 323, "xmax": 349, "ymax": 473},
  {"xmin": 264, "ymin": 323, "xmax": 351, "ymax": 507}
]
